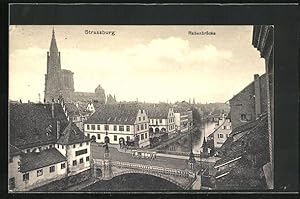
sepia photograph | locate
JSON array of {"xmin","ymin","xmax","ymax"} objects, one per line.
[{"xmin": 8, "ymin": 25, "xmax": 274, "ymax": 192}]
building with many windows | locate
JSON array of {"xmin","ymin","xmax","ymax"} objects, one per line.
[
  {"xmin": 84, "ymin": 104, "xmax": 150, "ymax": 148},
  {"xmin": 173, "ymin": 107, "xmax": 193, "ymax": 133},
  {"xmin": 142, "ymin": 104, "xmax": 176, "ymax": 138},
  {"xmin": 8, "ymin": 102, "xmax": 91, "ymax": 191}
]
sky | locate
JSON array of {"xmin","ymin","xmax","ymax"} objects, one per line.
[{"xmin": 9, "ymin": 25, "xmax": 265, "ymax": 103}]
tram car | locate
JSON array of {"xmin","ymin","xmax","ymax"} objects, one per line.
[{"xmin": 132, "ymin": 150, "xmax": 157, "ymax": 160}]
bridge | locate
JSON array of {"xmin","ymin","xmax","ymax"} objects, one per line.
[{"xmin": 90, "ymin": 143, "xmax": 204, "ymax": 190}]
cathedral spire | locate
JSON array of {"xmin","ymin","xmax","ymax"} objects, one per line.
[{"xmin": 50, "ymin": 27, "xmax": 58, "ymax": 53}]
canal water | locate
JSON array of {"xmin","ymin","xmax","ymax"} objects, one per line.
[
  {"xmin": 82, "ymin": 173, "xmax": 182, "ymax": 191},
  {"xmin": 161, "ymin": 121, "xmax": 216, "ymax": 154},
  {"xmin": 83, "ymin": 121, "xmax": 216, "ymax": 191}
]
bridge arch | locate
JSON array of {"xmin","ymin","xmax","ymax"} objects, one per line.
[{"xmin": 111, "ymin": 169, "xmax": 185, "ymax": 189}]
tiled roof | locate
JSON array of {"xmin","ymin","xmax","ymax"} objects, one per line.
[
  {"xmin": 9, "ymin": 103, "xmax": 68, "ymax": 149},
  {"xmin": 214, "ymin": 114, "xmax": 269, "ymax": 188},
  {"xmin": 86, "ymin": 103, "xmax": 141, "ymax": 125},
  {"xmin": 57, "ymin": 122, "xmax": 91, "ymax": 145},
  {"xmin": 141, "ymin": 103, "xmax": 172, "ymax": 119},
  {"xmin": 64, "ymin": 103, "xmax": 80, "ymax": 116},
  {"xmin": 20, "ymin": 148, "xmax": 66, "ymax": 173},
  {"xmin": 9, "ymin": 144, "xmax": 22, "ymax": 157}
]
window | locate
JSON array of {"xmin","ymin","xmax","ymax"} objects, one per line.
[
  {"xmin": 49, "ymin": 166, "xmax": 55, "ymax": 173},
  {"xmin": 141, "ymin": 110, "xmax": 143, "ymax": 113},
  {"xmin": 241, "ymin": 114, "xmax": 252, "ymax": 121},
  {"xmin": 159, "ymin": 119, "xmax": 162, "ymax": 123},
  {"xmin": 49, "ymin": 144, "xmax": 52, "ymax": 148},
  {"xmin": 61, "ymin": 163, "xmax": 66, "ymax": 169},
  {"xmin": 97, "ymin": 125, "xmax": 100, "ymax": 130},
  {"xmin": 9, "ymin": 177, "xmax": 15, "ymax": 190},
  {"xmin": 57, "ymin": 144, "xmax": 60, "ymax": 149},
  {"xmin": 141, "ymin": 124, "xmax": 144, "ymax": 130},
  {"xmin": 86, "ymin": 156, "xmax": 90, "ymax": 162},
  {"xmin": 86, "ymin": 142, "xmax": 89, "ymax": 145},
  {"xmin": 139, "ymin": 117, "xmax": 141, "ymax": 121},
  {"xmin": 119, "ymin": 126, "xmax": 124, "ymax": 131},
  {"xmin": 137, "ymin": 125, "xmax": 140, "ymax": 131},
  {"xmin": 218, "ymin": 134, "xmax": 224, "ymax": 138},
  {"xmin": 222, "ymin": 126, "xmax": 226, "ymax": 129},
  {"xmin": 143, "ymin": 116, "xmax": 145, "ymax": 120},
  {"xmin": 26, "ymin": 149, "xmax": 30, "ymax": 153},
  {"xmin": 145, "ymin": 124, "xmax": 147, "ymax": 129},
  {"xmin": 62, "ymin": 145, "xmax": 64, "ymax": 149},
  {"xmin": 75, "ymin": 149, "xmax": 88, "ymax": 156},
  {"xmin": 145, "ymin": 133, "xmax": 148, "ymax": 139},
  {"xmin": 80, "ymin": 158, "xmax": 84, "ymax": 164},
  {"xmin": 97, "ymin": 134, "xmax": 100, "ymax": 139},
  {"xmin": 87, "ymin": 133, "xmax": 90, "ymax": 138},
  {"xmin": 87, "ymin": 124, "xmax": 90, "ymax": 130},
  {"xmin": 114, "ymin": 135, "xmax": 117, "ymax": 141},
  {"xmin": 105, "ymin": 125, "xmax": 109, "ymax": 130},
  {"xmin": 114, "ymin": 125, "xmax": 117, "ymax": 131},
  {"xmin": 73, "ymin": 144, "xmax": 76, "ymax": 148},
  {"xmin": 91, "ymin": 125, "xmax": 95, "ymax": 130},
  {"xmin": 23, "ymin": 173, "xmax": 29, "ymax": 181},
  {"xmin": 126, "ymin": 136, "xmax": 130, "ymax": 141},
  {"xmin": 37, "ymin": 169, "xmax": 43, "ymax": 177},
  {"xmin": 73, "ymin": 160, "xmax": 77, "ymax": 166},
  {"xmin": 80, "ymin": 143, "xmax": 82, "ymax": 147},
  {"xmin": 141, "ymin": 134, "xmax": 144, "ymax": 140},
  {"xmin": 126, "ymin": 126, "xmax": 130, "ymax": 131}
]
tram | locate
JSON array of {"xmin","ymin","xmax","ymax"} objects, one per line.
[{"xmin": 132, "ymin": 150, "xmax": 157, "ymax": 160}]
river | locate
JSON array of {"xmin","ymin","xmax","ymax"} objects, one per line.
[
  {"xmin": 82, "ymin": 173, "xmax": 182, "ymax": 191},
  {"xmin": 160, "ymin": 121, "xmax": 216, "ymax": 154}
]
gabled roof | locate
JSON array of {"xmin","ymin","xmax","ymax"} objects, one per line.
[
  {"xmin": 20, "ymin": 148, "xmax": 66, "ymax": 173},
  {"xmin": 9, "ymin": 103, "xmax": 68, "ymax": 149},
  {"xmin": 86, "ymin": 103, "xmax": 141, "ymax": 125},
  {"xmin": 57, "ymin": 122, "xmax": 90, "ymax": 145},
  {"xmin": 141, "ymin": 103, "xmax": 172, "ymax": 119}
]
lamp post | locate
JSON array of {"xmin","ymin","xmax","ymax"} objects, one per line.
[{"xmin": 188, "ymin": 121, "xmax": 196, "ymax": 170}]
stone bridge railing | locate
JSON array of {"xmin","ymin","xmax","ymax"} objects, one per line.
[
  {"xmin": 92, "ymin": 159, "xmax": 198, "ymax": 189},
  {"xmin": 111, "ymin": 160, "xmax": 196, "ymax": 178}
]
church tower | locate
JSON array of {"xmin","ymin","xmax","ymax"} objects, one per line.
[{"xmin": 44, "ymin": 28, "xmax": 62, "ymax": 103}]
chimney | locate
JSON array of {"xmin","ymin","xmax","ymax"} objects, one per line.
[
  {"xmin": 254, "ymin": 74, "xmax": 261, "ymax": 118},
  {"xmin": 51, "ymin": 102, "xmax": 55, "ymax": 118},
  {"xmin": 56, "ymin": 120, "xmax": 61, "ymax": 140}
]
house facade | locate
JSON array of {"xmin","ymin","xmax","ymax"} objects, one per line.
[
  {"xmin": 229, "ymin": 74, "xmax": 267, "ymax": 130},
  {"xmin": 174, "ymin": 108, "xmax": 192, "ymax": 133},
  {"xmin": 84, "ymin": 104, "xmax": 150, "ymax": 148},
  {"xmin": 9, "ymin": 102, "xmax": 91, "ymax": 191}
]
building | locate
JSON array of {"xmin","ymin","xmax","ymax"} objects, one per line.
[
  {"xmin": 9, "ymin": 102, "xmax": 91, "ymax": 191},
  {"xmin": 173, "ymin": 107, "xmax": 192, "ymax": 133},
  {"xmin": 229, "ymin": 73, "xmax": 267, "ymax": 130},
  {"xmin": 84, "ymin": 104, "xmax": 150, "ymax": 148},
  {"xmin": 252, "ymin": 25, "xmax": 274, "ymax": 189},
  {"xmin": 44, "ymin": 29, "xmax": 106, "ymax": 103},
  {"xmin": 212, "ymin": 114, "xmax": 269, "ymax": 190},
  {"xmin": 207, "ymin": 115, "xmax": 232, "ymax": 150},
  {"xmin": 143, "ymin": 104, "xmax": 176, "ymax": 137}
]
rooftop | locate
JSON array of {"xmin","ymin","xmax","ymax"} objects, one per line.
[
  {"xmin": 86, "ymin": 103, "xmax": 142, "ymax": 125},
  {"xmin": 9, "ymin": 103, "xmax": 67, "ymax": 149},
  {"xmin": 57, "ymin": 122, "xmax": 91, "ymax": 145},
  {"xmin": 20, "ymin": 148, "xmax": 67, "ymax": 173}
]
